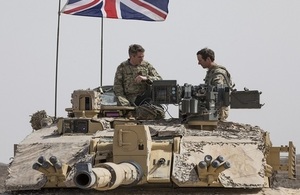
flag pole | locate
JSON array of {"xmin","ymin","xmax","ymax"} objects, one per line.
[
  {"xmin": 54, "ymin": 0, "xmax": 62, "ymax": 119},
  {"xmin": 100, "ymin": 17, "xmax": 104, "ymax": 86}
]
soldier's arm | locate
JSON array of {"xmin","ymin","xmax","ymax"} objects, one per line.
[
  {"xmin": 210, "ymin": 69, "xmax": 228, "ymax": 86},
  {"xmin": 147, "ymin": 63, "xmax": 162, "ymax": 82},
  {"xmin": 113, "ymin": 65, "xmax": 131, "ymax": 106},
  {"xmin": 113, "ymin": 65, "xmax": 126, "ymax": 97},
  {"xmin": 211, "ymin": 74, "xmax": 226, "ymax": 85}
]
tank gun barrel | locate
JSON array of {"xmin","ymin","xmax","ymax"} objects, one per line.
[{"xmin": 74, "ymin": 161, "xmax": 143, "ymax": 191}]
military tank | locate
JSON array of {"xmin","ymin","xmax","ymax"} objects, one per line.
[{"xmin": 5, "ymin": 80, "xmax": 296, "ymax": 194}]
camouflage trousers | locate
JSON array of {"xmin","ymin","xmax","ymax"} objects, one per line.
[
  {"xmin": 117, "ymin": 96, "xmax": 131, "ymax": 106},
  {"xmin": 219, "ymin": 106, "xmax": 229, "ymax": 121},
  {"xmin": 117, "ymin": 93, "xmax": 151, "ymax": 106}
]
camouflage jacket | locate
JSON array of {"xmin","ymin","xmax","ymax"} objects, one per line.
[
  {"xmin": 204, "ymin": 64, "xmax": 233, "ymax": 120},
  {"xmin": 204, "ymin": 64, "xmax": 233, "ymax": 87},
  {"xmin": 114, "ymin": 60, "xmax": 162, "ymax": 105}
]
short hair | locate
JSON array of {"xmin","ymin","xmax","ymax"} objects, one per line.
[
  {"xmin": 128, "ymin": 44, "xmax": 145, "ymax": 56},
  {"xmin": 197, "ymin": 48, "xmax": 215, "ymax": 61}
]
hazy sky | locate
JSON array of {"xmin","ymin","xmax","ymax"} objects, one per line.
[{"xmin": 1, "ymin": 0, "xmax": 300, "ymax": 164}]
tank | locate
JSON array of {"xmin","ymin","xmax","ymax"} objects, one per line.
[{"xmin": 5, "ymin": 81, "xmax": 297, "ymax": 194}]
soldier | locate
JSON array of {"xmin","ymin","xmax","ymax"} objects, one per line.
[
  {"xmin": 197, "ymin": 47, "xmax": 233, "ymax": 121},
  {"xmin": 114, "ymin": 44, "xmax": 162, "ymax": 106}
]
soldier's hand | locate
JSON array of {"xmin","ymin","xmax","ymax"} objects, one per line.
[{"xmin": 135, "ymin": 75, "xmax": 147, "ymax": 83}]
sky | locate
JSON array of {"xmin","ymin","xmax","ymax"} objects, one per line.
[{"xmin": 1, "ymin": 0, "xmax": 300, "ymax": 164}]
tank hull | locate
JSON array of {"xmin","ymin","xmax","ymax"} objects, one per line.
[{"xmin": 6, "ymin": 120, "xmax": 269, "ymax": 191}]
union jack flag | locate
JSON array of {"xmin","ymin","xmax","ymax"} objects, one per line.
[{"xmin": 61, "ymin": 0, "xmax": 169, "ymax": 21}]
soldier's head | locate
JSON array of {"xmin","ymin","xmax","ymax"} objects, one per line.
[
  {"xmin": 197, "ymin": 48, "xmax": 215, "ymax": 69},
  {"xmin": 128, "ymin": 44, "xmax": 145, "ymax": 65}
]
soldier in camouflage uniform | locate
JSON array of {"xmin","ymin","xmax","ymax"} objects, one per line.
[
  {"xmin": 197, "ymin": 48, "xmax": 233, "ymax": 121},
  {"xmin": 114, "ymin": 44, "xmax": 162, "ymax": 106}
]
